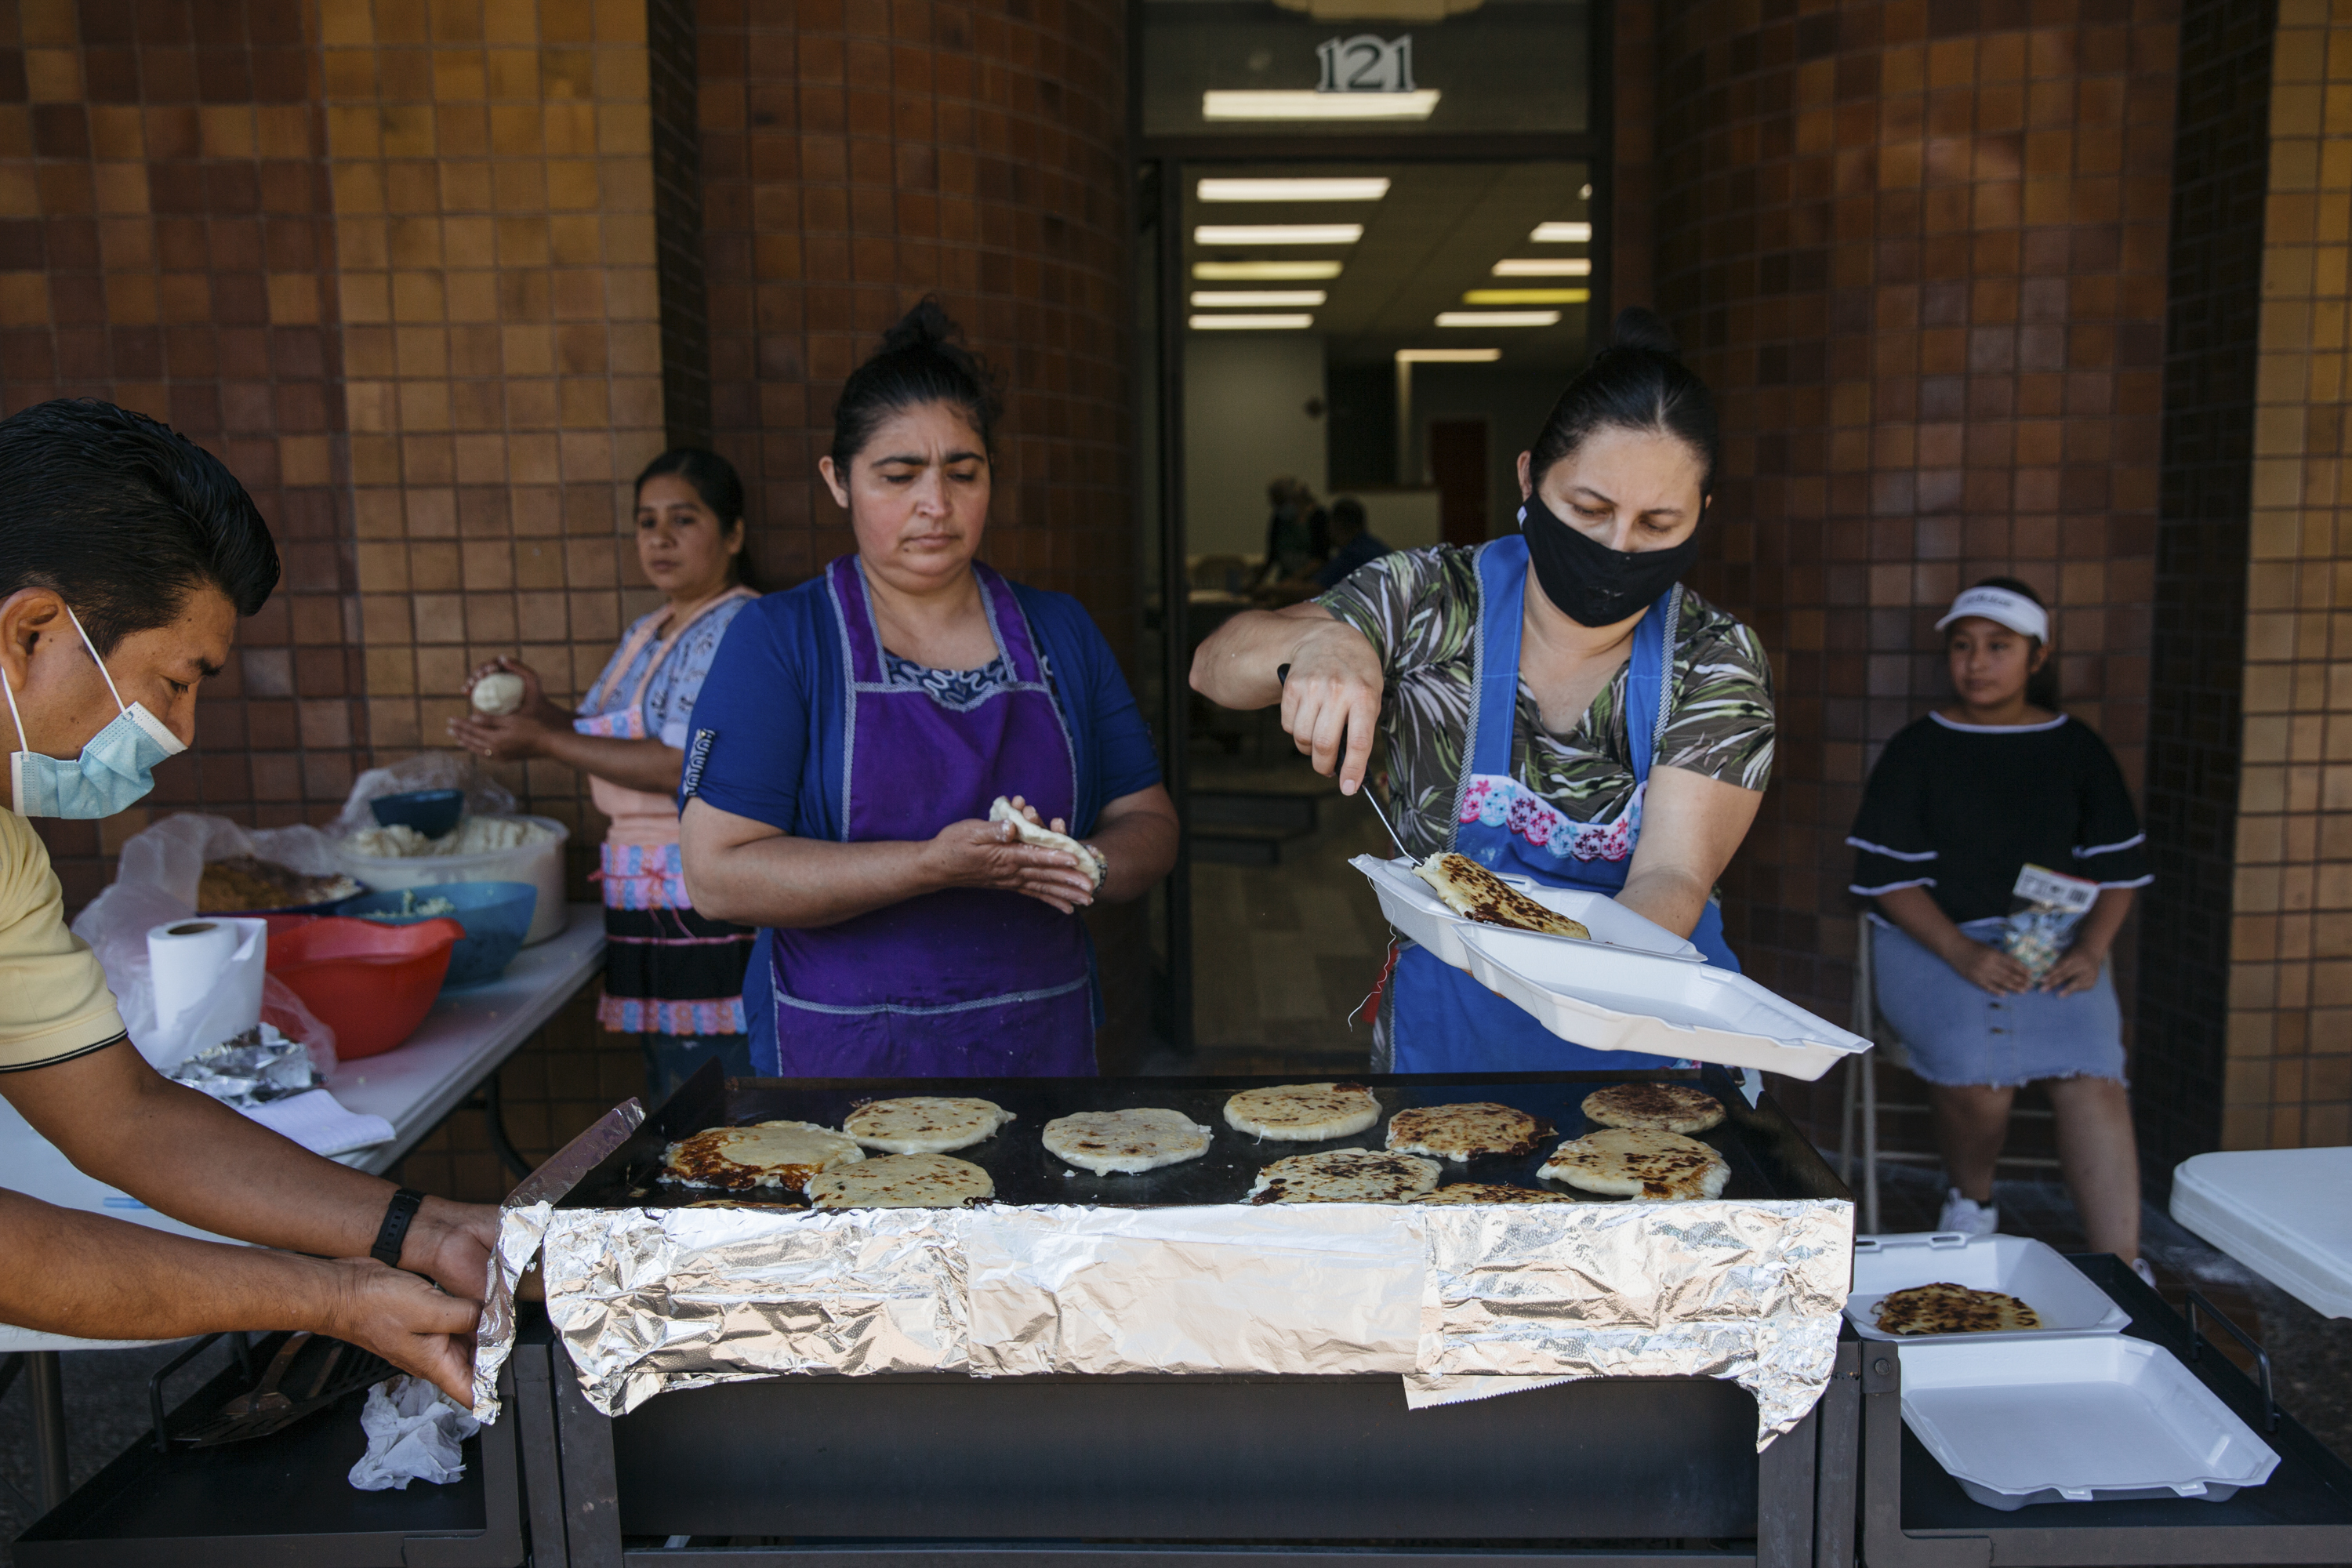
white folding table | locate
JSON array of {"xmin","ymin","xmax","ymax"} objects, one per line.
[{"xmin": 0, "ymin": 906, "xmax": 605, "ymax": 1509}]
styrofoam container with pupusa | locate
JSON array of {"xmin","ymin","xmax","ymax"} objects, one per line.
[
  {"xmin": 1848, "ymin": 1232, "xmax": 2132, "ymax": 1343},
  {"xmin": 1350, "ymin": 854, "xmax": 1703, "ymax": 969},
  {"xmin": 1449, "ymin": 920, "xmax": 1871, "ymax": 1080},
  {"xmin": 1897, "ymin": 1335, "xmax": 2279, "ymax": 1508}
]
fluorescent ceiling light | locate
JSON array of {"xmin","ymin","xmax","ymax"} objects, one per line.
[
  {"xmin": 1396, "ymin": 348, "xmax": 1501, "ymax": 364},
  {"xmin": 1195, "ymin": 223, "xmax": 1363, "ymax": 246},
  {"xmin": 1193, "ymin": 260, "xmax": 1344, "ymax": 281},
  {"xmin": 1462, "ymin": 289, "xmax": 1590, "ymax": 305},
  {"xmin": 1436, "ymin": 310, "xmax": 1560, "ymax": 327},
  {"xmin": 1529, "ymin": 221, "xmax": 1593, "ymax": 243},
  {"xmin": 1189, "ymin": 313, "xmax": 1316, "ymax": 330},
  {"xmin": 1202, "ymin": 89, "xmax": 1440, "ymax": 121},
  {"xmin": 1492, "ymin": 257, "xmax": 1593, "ymax": 277},
  {"xmin": 1191, "ymin": 289, "xmax": 1328, "ymax": 307},
  {"xmin": 1197, "ymin": 177, "xmax": 1391, "ymax": 202}
]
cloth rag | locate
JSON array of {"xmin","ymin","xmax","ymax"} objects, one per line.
[
  {"xmin": 239, "ymin": 1088, "xmax": 394, "ymax": 1157},
  {"xmin": 349, "ymin": 1375, "xmax": 480, "ymax": 1491}
]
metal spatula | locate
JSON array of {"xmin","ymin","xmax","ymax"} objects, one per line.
[{"xmin": 175, "ymin": 1333, "xmax": 397, "ymax": 1446}]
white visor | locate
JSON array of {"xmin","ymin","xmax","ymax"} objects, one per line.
[{"xmin": 1935, "ymin": 585, "xmax": 2048, "ymax": 642}]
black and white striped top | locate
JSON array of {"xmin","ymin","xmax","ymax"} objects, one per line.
[{"xmin": 1847, "ymin": 711, "xmax": 2152, "ymax": 924}]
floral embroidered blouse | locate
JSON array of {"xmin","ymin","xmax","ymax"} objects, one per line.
[{"xmin": 1316, "ymin": 545, "xmax": 1777, "ymax": 861}]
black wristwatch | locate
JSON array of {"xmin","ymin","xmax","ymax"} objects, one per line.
[{"xmin": 372, "ymin": 1187, "xmax": 427, "ymax": 1269}]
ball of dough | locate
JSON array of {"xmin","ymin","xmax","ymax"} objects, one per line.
[{"xmin": 470, "ymin": 670, "xmax": 526, "ymax": 715}]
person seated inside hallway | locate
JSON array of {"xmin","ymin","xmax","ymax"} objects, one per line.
[
  {"xmin": 1312, "ymin": 497, "xmax": 1391, "ymax": 591},
  {"xmin": 1254, "ymin": 476, "xmax": 1327, "ymax": 590},
  {"xmin": 0, "ymin": 399, "xmax": 495, "ymax": 1403},
  {"xmin": 1847, "ymin": 578, "xmax": 2156, "ymax": 1282}
]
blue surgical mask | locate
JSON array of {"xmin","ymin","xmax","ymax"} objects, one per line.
[{"xmin": 2, "ymin": 606, "xmax": 187, "ymax": 818}]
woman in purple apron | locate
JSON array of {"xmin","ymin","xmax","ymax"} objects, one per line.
[
  {"xmin": 1192, "ymin": 310, "xmax": 1777, "ymax": 1073},
  {"xmin": 678, "ymin": 300, "xmax": 1178, "ymax": 1078}
]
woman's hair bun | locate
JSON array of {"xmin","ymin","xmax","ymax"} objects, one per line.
[
  {"xmin": 1610, "ymin": 307, "xmax": 1681, "ymax": 358},
  {"xmin": 830, "ymin": 296, "xmax": 1004, "ymax": 468},
  {"xmin": 880, "ymin": 296, "xmax": 960, "ymax": 358}
]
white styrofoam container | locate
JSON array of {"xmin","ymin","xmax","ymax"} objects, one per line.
[
  {"xmin": 339, "ymin": 815, "xmax": 571, "ymax": 946},
  {"xmin": 1899, "ymin": 1335, "xmax": 2279, "ymax": 1509},
  {"xmin": 1847, "ymin": 1232, "xmax": 2132, "ymax": 1343},
  {"xmin": 2171, "ymin": 1147, "xmax": 2352, "ymax": 1320},
  {"xmin": 1453, "ymin": 923, "xmax": 1871, "ymax": 1081},
  {"xmin": 1351, "ymin": 854, "xmax": 1704, "ymax": 971}
]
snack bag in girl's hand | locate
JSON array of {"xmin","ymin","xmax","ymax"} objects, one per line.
[{"xmin": 2002, "ymin": 863, "xmax": 2101, "ymax": 980}]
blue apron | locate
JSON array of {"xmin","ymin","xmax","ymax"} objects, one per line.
[{"xmin": 1388, "ymin": 535, "xmax": 1741, "ymax": 1073}]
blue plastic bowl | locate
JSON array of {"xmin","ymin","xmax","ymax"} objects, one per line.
[
  {"xmin": 370, "ymin": 788, "xmax": 465, "ymax": 840},
  {"xmin": 334, "ymin": 881, "xmax": 538, "ymax": 990}
]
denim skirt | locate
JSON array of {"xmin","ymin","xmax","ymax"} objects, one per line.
[{"xmin": 1871, "ymin": 916, "xmax": 2126, "ymax": 1088}]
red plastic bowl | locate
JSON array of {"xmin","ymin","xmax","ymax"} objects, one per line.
[{"xmin": 265, "ymin": 916, "xmax": 465, "ymax": 1061}]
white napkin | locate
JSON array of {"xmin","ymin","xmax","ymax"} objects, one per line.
[
  {"xmin": 349, "ymin": 1375, "xmax": 480, "ymax": 1490},
  {"xmin": 238, "ymin": 1088, "xmax": 394, "ymax": 1156}
]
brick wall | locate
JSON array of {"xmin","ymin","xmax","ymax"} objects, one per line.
[{"xmin": 1650, "ymin": 0, "xmax": 2180, "ymax": 1094}]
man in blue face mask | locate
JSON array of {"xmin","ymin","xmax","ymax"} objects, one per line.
[{"xmin": 0, "ymin": 400, "xmax": 500, "ymax": 1406}]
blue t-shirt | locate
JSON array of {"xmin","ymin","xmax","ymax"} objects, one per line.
[
  {"xmin": 681, "ymin": 565, "xmax": 1163, "ymax": 1062},
  {"xmin": 1313, "ymin": 532, "xmax": 1392, "ymax": 592}
]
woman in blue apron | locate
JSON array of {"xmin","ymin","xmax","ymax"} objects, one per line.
[
  {"xmin": 677, "ymin": 299, "xmax": 1178, "ymax": 1077},
  {"xmin": 1192, "ymin": 309, "xmax": 1777, "ymax": 1073}
]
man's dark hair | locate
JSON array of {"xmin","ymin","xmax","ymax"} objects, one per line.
[
  {"xmin": 0, "ymin": 400, "xmax": 279, "ymax": 655},
  {"xmin": 1330, "ymin": 496, "xmax": 1367, "ymax": 537}
]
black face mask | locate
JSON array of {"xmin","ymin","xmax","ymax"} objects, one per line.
[{"xmin": 1519, "ymin": 495, "xmax": 1703, "ymax": 628}]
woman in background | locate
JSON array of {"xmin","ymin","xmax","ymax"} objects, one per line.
[
  {"xmin": 449, "ymin": 448, "xmax": 760, "ymax": 1098},
  {"xmin": 1848, "ymin": 578, "xmax": 2154, "ymax": 1277}
]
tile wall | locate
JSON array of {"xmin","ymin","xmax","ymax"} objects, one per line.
[
  {"xmin": 0, "ymin": 0, "xmax": 358, "ymax": 907},
  {"xmin": 2226, "ymin": 0, "xmax": 2352, "ymax": 1149},
  {"xmin": 2140, "ymin": 0, "xmax": 2274, "ymax": 1171},
  {"xmin": 1647, "ymin": 0, "xmax": 2180, "ymax": 1107}
]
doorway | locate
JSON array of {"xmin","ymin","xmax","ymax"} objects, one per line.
[{"xmin": 1138, "ymin": 155, "xmax": 1597, "ymax": 1069}]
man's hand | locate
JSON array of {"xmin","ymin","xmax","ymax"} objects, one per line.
[
  {"xmin": 323, "ymin": 1257, "xmax": 481, "ymax": 1406},
  {"xmin": 405, "ymin": 1199, "xmax": 501, "ymax": 1303}
]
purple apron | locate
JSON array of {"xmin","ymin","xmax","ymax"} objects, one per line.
[
  {"xmin": 1388, "ymin": 533, "xmax": 1740, "ymax": 1073},
  {"xmin": 766, "ymin": 557, "xmax": 1096, "ymax": 1076}
]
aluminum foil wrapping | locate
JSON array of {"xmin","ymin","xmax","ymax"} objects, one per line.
[
  {"xmin": 1415, "ymin": 1199, "xmax": 1854, "ymax": 1446},
  {"xmin": 469, "ymin": 1200, "xmax": 554, "ymax": 1421},
  {"xmin": 964, "ymin": 1205, "xmax": 1423, "ymax": 1376},
  {"xmin": 527, "ymin": 1196, "xmax": 1852, "ymax": 1443},
  {"xmin": 542, "ymin": 1206, "xmax": 971, "ymax": 1416}
]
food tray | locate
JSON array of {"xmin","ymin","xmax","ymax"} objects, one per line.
[
  {"xmin": 2171, "ymin": 1147, "xmax": 2352, "ymax": 1319},
  {"xmin": 1351, "ymin": 853, "xmax": 1703, "ymax": 969},
  {"xmin": 1897, "ymin": 1335, "xmax": 2280, "ymax": 1509},
  {"xmin": 1847, "ymin": 1231, "xmax": 2132, "ymax": 1343},
  {"xmin": 1456, "ymin": 924, "xmax": 1871, "ymax": 1081},
  {"xmin": 553, "ymin": 1065, "xmax": 1842, "ymax": 1213}
]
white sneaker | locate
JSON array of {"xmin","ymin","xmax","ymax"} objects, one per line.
[{"xmin": 1938, "ymin": 1187, "xmax": 1999, "ymax": 1237}]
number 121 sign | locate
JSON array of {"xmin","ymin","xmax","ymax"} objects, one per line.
[{"xmin": 1317, "ymin": 34, "xmax": 1415, "ymax": 94}]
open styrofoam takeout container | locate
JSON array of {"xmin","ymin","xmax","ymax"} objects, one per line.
[
  {"xmin": 2171, "ymin": 1146, "xmax": 2352, "ymax": 1320},
  {"xmin": 1847, "ymin": 1232, "xmax": 2133, "ymax": 1343},
  {"xmin": 1449, "ymin": 921, "xmax": 1870, "ymax": 1081},
  {"xmin": 1898, "ymin": 1334, "xmax": 2280, "ymax": 1509},
  {"xmin": 1351, "ymin": 854, "xmax": 1704, "ymax": 970}
]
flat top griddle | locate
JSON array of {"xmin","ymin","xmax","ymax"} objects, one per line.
[{"xmin": 557, "ymin": 1063, "xmax": 1851, "ymax": 1210}]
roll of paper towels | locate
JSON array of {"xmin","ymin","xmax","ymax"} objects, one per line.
[{"xmin": 147, "ymin": 917, "xmax": 268, "ymax": 1068}]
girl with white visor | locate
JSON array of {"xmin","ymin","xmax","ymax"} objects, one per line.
[{"xmin": 1848, "ymin": 578, "xmax": 2154, "ymax": 1278}]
